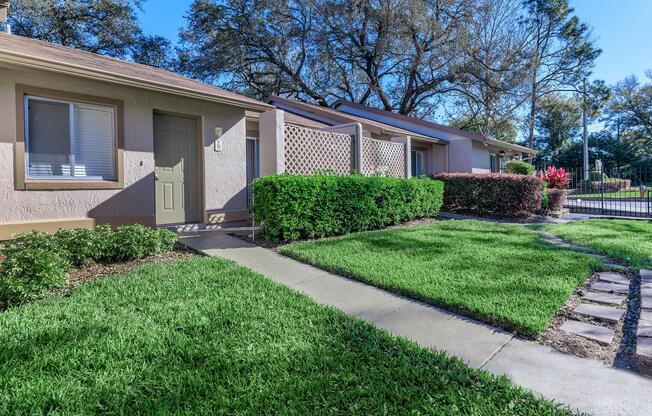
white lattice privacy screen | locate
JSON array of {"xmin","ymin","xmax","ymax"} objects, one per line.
[
  {"xmin": 284, "ymin": 124, "xmax": 354, "ymax": 175},
  {"xmin": 360, "ymin": 136, "xmax": 405, "ymax": 177}
]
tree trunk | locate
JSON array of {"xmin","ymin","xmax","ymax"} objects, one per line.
[{"xmin": 528, "ymin": 76, "xmax": 536, "ymax": 149}]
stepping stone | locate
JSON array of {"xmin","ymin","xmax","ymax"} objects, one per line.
[
  {"xmin": 637, "ymin": 337, "xmax": 652, "ymax": 366},
  {"xmin": 637, "ymin": 325, "xmax": 652, "ymax": 338},
  {"xmin": 641, "ymin": 309, "xmax": 652, "ymax": 324},
  {"xmin": 642, "ymin": 270, "xmax": 652, "ymax": 281},
  {"xmin": 590, "ymin": 281, "xmax": 629, "ymax": 294},
  {"xmin": 574, "ymin": 303, "xmax": 624, "ymax": 323},
  {"xmin": 597, "ymin": 272, "xmax": 630, "ymax": 286},
  {"xmin": 560, "ymin": 320, "xmax": 614, "ymax": 345},
  {"xmin": 583, "ymin": 291, "xmax": 626, "ymax": 306},
  {"xmin": 641, "ymin": 288, "xmax": 652, "ymax": 310}
]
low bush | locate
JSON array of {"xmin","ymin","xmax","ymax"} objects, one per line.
[
  {"xmin": 0, "ymin": 248, "xmax": 69, "ymax": 306},
  {"xmin": 111, "ymin": 225, "xmax": 177, "ymax": 262},
  {"xmin": 432, "ymin": 173, "xmax": 542, "ymax": 217},
  {"xmin": 53, "ymin": 228, "xmax": 103, "ymax": 267},
  {"xmin": 584, "ymin": 178, "xmax": 631, "ymax": 192},
  {"xmin": 540, "ymin": 182, "xmax": 550, "ymax": 212},
  {"xmin": 505, "ymin": 160, "xmax": 535, "ymax": 176},
  {"xmin": 252, "ymin": 174, "xmax": 444, "ymax": 241},
  {"xmin": 0, "ymin": 225, "xmax": 177, "ymax": 307}
]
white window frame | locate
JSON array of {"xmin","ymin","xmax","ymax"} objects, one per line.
[{"xmin": 24, "ymin": 95, "xmax": 117, "ymax": 181}]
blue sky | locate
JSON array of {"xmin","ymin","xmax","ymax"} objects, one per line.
[{"xmin": 138, "ymin": 0, "xmax": 652, "ymax": 85}]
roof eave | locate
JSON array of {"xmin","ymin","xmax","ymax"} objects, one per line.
[
  {"xmin": 485, "ymin": 139, "xmax": 538, "ymax": 155},
  {"xmin": 0, "ymin": 53, "xmax": 274, "ymax": 112}
]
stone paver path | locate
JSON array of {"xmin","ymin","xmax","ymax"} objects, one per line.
[
  {"xmin": 180, "ymin": 232, "xmax": 652, "ymax": 416},
  {"xmin": 582, "ymin": 291, "xmax": 626, "ymax": 306},
  {"xmin": 559, "ymin": 320, "xmax": 614, "ymax": 345},
  {"xmin": 590, "ymin": 281, "xmax": 629, "ymax": 294},
  {"xmin": 574, "ymin": 303, "xmax": 624, "ymax": 323},
  {"xmin": 597, "ymin": 271, "xmax": 631, "ymax": 285}
]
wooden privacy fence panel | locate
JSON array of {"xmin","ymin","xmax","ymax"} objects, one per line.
[
  {"xmin": 360, "ymin": 136, "xmax": 405, "ymax": 177},
  {"xmin": 284, "ymin": 124, "xmax": 354, "ymax": 175}
]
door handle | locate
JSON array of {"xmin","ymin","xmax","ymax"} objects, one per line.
[{"xmin": 155, "ymin": 174, "xmax": 160, "ymax": 181}]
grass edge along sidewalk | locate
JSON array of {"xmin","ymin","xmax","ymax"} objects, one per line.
[
  {"xmin": 0, "ymin": 257, "xmax": 573, "ymax": 415},
  {"xmin": 540, "ymin": 219, "xmax": 652, "ymax": 269},
  {"xmin": 282, "ymin": 220, "xmax": 601, "ymax": 336}
]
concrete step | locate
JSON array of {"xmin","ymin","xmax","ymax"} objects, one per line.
[
  {"xmin": 560, "ymin": 320, "xmax": 614, "ymax": 345},
  {"xmin": 574, "ymin": 303, "xmax": 624, "ymax": 323}
]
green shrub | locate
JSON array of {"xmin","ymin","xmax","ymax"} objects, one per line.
[
  {"xmin": 0, "ymin": 225, "xmax": 177, "ymax": 306},
  {"xmin": 0, "ymin": 231, "xmax": 64, "ymax": 259},
  {"xmin": 252, "ymin": 174, "xmax": 444, "ymax": 241},
  {"xmin": 111, "ymin": 225, "xmax": 176, "ymax": 261},
  {"xmin": 0, "ymin": 248, "xmax": 69, "ymax": 306},
  {"xmin": 53, "ymin": 228, "xmax": 102, "ymax": 267},
  {"xmin": 540, "ymin": 182, "xmax": 550, "ymax": 212},
  {"xmin": 505, "ymin": 160, "xmax": 535, "ymax": 175},
  {"xmin": 432, "ymin": 173, "xmax": 542, "ymax": 217}
]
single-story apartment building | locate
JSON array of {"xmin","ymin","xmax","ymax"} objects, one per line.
[
  {"xmin": 0, "ymin": 31, "xmax": 535, "ymax": 238},
  {"xmin": 269, "ymin": 96, "xmax": 536, "ymax": 177}
]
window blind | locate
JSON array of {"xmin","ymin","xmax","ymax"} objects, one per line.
[
  {"xmin": 72, "ymin": 103, "xmax": 115, "ymax": 179},
  {"xmin": 26, "ymin": 97, "xmax": 116, "ymax": 180},
  {"xmin": 27, "ymin": 99, "xmax": 71, "ymax": 177}
]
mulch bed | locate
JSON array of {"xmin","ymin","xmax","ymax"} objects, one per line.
[{"xmin": 63, "ymin": 242, "xmax": 199, "ymax": 291}]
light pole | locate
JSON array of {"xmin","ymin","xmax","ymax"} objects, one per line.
[{"xmin": 582, "ymin": 78, "xmax": 589, "ymax": 181}]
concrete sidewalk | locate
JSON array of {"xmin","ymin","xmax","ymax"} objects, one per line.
[{"xmin": 180, "ymin": 233, "xmax": 652, "ymax": 416}]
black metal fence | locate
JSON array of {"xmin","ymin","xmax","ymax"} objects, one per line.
[{"xmin": 543, "ymin": 166, "xmax": 652, "ymax": 218}]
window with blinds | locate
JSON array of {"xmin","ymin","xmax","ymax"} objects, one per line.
[{"xmin": 25, "ymin": 96, "xmax": 116, "ymax": 180}]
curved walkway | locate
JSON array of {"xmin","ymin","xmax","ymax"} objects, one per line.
[{"xmin": 180, "ymin": 232, "xmax": 652, "ymax": 416}]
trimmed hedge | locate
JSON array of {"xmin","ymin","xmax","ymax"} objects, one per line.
[
  {"xmin": 0, "ymin": 225, "xmax": 177, "ymax": 307},
  {"xmin": 252, "ymin": 174, "xmax": 444, "ymax": 241},
  {"xmin": 505, "ymin": 160, "xmax": 535, "ymax": 176},
  {"xmin": 431, "ymin": 173, "xmax": 542, "ymax": 217}
]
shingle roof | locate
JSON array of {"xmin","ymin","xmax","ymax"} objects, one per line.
[
  {"xmin": 333, "ymin": 99, "xmax": 536, "ymax": 154},
  {"xmin": 266, "ymin": 96, "xmax": 442, "ymax": 143},
  {"xmin": 0, "ymin": 33, "xmax": 272, "ymax": 111}
]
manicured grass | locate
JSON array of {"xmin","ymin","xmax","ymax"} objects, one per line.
[
  {"xmin": 570, "ymin": 191, "xmax": 648, "ymax": 199},
  {"xmin": 282, "ymin": 220, "xmax": 600, "ymax": 336},
  {"xmin": 542, "ymin": 219, "xmax": 652, "ymax": 268},
  {"xmin": 0, "ymin": 257, "xmax": 571, "ymax": 415}
]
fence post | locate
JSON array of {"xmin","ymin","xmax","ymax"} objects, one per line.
[
  {"xmin": 391, "ymin": 136, "xmax": 411, "ymax": 178},
  {"xmin": 259, "ymin": 109, "xmax": 285, "ymax": 175},
  {"xmin": 600, "ymin": 168, "xmax": 606, "ymax": 215}
]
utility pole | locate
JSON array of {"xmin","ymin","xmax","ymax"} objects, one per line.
[{"xmin": 582, "ymin": 78, "xmax": 589, "ymax": 181}]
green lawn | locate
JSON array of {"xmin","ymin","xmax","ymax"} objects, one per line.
[
  {"xmin": 0, "ymin": 257, "xmax": 571, "ymax": 415},
  {"xmin": 569, "ymin": 191, "xmax": 648, "ymax": 199},
  {"xmin": 542, "ymin": 219, "xmax": 652, "ymax": 269},
  {"xmin": 282, "ymin": 220, "xmax": 600, "ymax": 336}
]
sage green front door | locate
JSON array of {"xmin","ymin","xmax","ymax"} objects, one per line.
[{"xmin": 154, "ymin": 113, "xmax": 200, "ymax": 225}]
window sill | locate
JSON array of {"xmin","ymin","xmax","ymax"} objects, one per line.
[{"xmin": 21, "ymin": 179, "xmax": 123, "ymax": 191}]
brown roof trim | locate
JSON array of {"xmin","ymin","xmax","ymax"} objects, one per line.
[
  {"xmin": 0, "ymin": 33, "xmax": 273, "ymax": 111},
  {"xmin": 333, "ymin": 99, "xmax": 536, "ymax": 154}
]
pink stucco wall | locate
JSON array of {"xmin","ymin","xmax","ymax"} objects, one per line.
[{"xmin": 0, "ymin": 66, "xmax": 251, "ymax": 225}]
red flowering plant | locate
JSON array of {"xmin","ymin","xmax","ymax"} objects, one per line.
[{"xmin": 542, "ymin": 166, "xmax": 571, "ymax": 189}]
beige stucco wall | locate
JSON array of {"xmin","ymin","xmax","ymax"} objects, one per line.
[
  {"xmin": 447, "ymin": 139, "xmax": 473, "ymax": 172},
  {"xmin": 471, "ymin": 141, "xmax": 491, "ymax": 173},
  {"xmin": 0, "ymin": 65, "xmax": 251, "ymax": 228}
]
